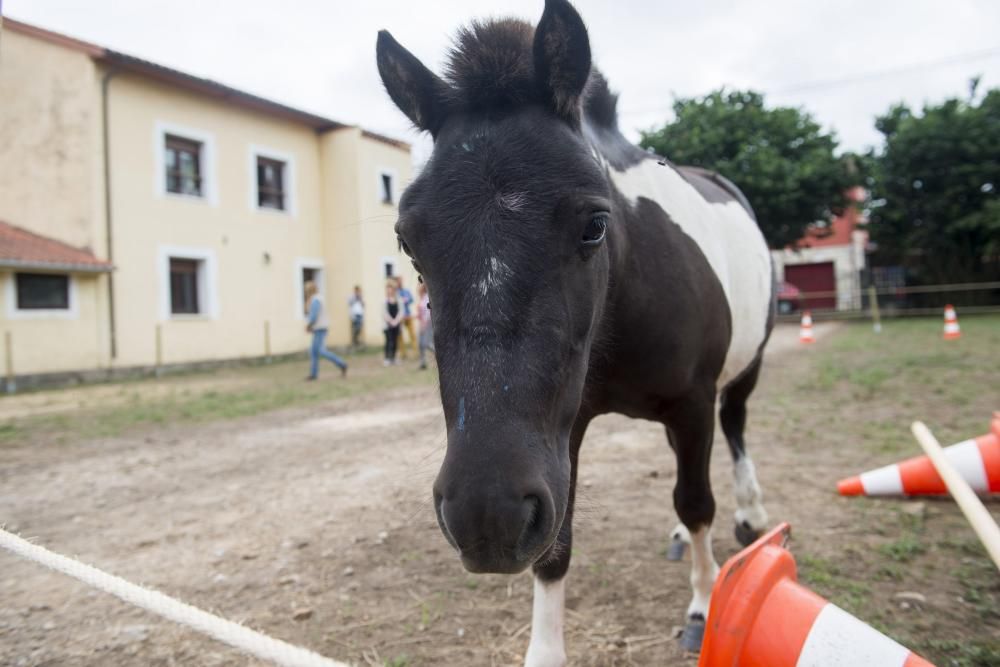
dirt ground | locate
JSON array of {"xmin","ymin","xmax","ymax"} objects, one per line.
[{"xmin": 1, "ymin": 319, "xmax": 998, "ymax": 667}]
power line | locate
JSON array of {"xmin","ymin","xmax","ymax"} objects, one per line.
[{"xmin": 619, "ymin": 45, "xmax": 1000, "ymax": 117}]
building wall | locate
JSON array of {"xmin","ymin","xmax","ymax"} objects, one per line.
[
  {"xmin": 0, "ymin": 29, "xmax": 105, "ymax": 252},
  {"xmin": 0, "ymin": 29, "xmax": 112, "ymax": 375},
  {"xmin": 319, "ymin": 129, "xmax": 415, "ymax": 347},
  {"xmin": 772, "ymin": 232, "xmax": 867, "ymax": 311},
  {"xmin": 0, "ymin": 272, "xmax": 104, "ymax": 375}
]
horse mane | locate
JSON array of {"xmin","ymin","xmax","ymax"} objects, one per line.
[{"xmin": 444, "ymin": 18, "xmax": 620, "ymax": 130}]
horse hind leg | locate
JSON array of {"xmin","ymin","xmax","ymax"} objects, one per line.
[{"xmin": 720, "ymin": 355, "xmax": 769, "ymax": 547}]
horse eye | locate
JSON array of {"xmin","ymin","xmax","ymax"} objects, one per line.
[
  {"xmin": 398, "ymin": 235, "xmax": 413, "ymax": 257},
  {"xmin": 582, "ymin": 213, "xmax": 608, "ymax": 245}
]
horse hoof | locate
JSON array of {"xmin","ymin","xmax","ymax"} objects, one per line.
[
  {"xmin": 666, "ymin": 538, "xmax": 687, "ymax": 561},
  {"xmin": 679, "ymin": 617, "xmax": 705, "ymax": 653},
  {"xmin": 734, "ymin": 520, "xmax": 761, "ymax": 547}
]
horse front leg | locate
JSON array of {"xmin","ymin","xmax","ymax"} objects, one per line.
[
  {"xmin": 665, "ymin": 392, "xmax": 719, "ymax": 653},
  {"xmin": 524, "ymin": 417, "xmax": 587, "ymax": 667}
]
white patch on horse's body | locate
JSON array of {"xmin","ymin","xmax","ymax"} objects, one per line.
[
  {"xmin": 524, "ymin": 576, "xmax": 567, "ymax": 667},
  {"xmin": 477, "ymin": 256, "xmax": 513, "ymax": 296},
  {"xmin": 609, "ymin": 159, "xmax": 771, "ymax": 388},
  {"xmin": 686, "ymin": 526, "xmax": 719, "ymax": 619},
  {"xmin": 733, "ymin": 456, "xmax": 768, "ymax": 530}
]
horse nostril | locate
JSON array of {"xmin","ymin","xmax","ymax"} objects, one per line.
[{"xmin": 517, "ymin": 494, "xmax": 547, "ymax": 557}]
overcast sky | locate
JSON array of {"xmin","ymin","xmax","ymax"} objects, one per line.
[{"xmin": 7, "ymin": 0, "xmax": 1000, "ymax": 165}]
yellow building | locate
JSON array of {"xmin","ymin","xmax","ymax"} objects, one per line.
[{"xmin": 0, "ymin": 19, "xmax": 415, "ymax": 387}]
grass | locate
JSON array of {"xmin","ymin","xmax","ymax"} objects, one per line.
[
  {"xmin": 762, "ymin": 314, "xmax": 1000, "ymax": 666},
  {"xmin": 0, "ymin": 353, "xmax": 437, "ymax": 446}
]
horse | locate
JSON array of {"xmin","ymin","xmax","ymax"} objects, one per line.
[{"xmin": 376, "ymin": 1, "xmax": 775, "ymax": 663}]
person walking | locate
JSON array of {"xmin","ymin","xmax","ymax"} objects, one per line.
[
  {"xmin": 383, "ymin": 280, "xmax": 404, "ymax": 366},
  {"xmin": 348, "ymin": 285, "xmax": 365, "ymax": 351},
  {"xmin": 417, "ymin": 282, "xmax": 433, "ymax": 370},
  {"xmin": 395, "ymin": 276, "xmax": 416, "ymax": 360},
  {"xmin": 304, "ymin": 281, "xmax": 347, "ymax": 380}
]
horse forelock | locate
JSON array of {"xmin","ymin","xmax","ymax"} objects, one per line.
[{"xmin": 443, "ymin": 18, "xmax": 619, "ymax": 130}]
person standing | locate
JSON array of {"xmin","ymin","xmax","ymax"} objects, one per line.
[
  {"xmin": 395, "ymin": 276, "xmax": 416, "ymax": 360},
  {"xmin": 348, "ymin": 285, "xmax": 365, "ymax": 351},
  {"xmin": 304, "ymin": 281, "xmax": 347, "ymax": 380},
  {"xmin": 417, "ymin": 282, "xmax": 433, "ymax": 370},
  {"xmin": 383, "ymin": 280, "xmax": 404, "ymax": 366}
]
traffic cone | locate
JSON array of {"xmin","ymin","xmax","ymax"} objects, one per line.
[
  {"xmin": 838, "ymin": 415, "xmax": 1000, "ymax": 496},
  {"xmin": 699, "ymin": 523, "xmax": 934, "ymax": 667},
  {"xmin": 943, "ymin": 304, "xmax": 961, "ymax": 340},
  {"xmin": 799, "ymin": 311, "xmax": 816, "ymax": 344}
]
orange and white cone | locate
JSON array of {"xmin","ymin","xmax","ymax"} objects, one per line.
[
  {"xmin": 699, "ymin": 523, "xmax": 934, "ymax": 667},
  {"xmin": 943, "ymin": 304, "xmax": 961, "ymax": 340},
  {"xmin": 838, "ymin": 416, "xmax": 1000, "ymax": 496},
  {"xmin": 799, "ymin": 311, "xmax": 816, "ymax": 344}
]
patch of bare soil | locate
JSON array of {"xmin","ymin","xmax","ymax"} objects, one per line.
[{"xmin": 1, "ymin": 322, "xmax": 995, "ymax": 666}]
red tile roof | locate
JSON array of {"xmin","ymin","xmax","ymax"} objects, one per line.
[{"xmin": 0, "ymin": 221, "xmax": 113, "ymax": 272}]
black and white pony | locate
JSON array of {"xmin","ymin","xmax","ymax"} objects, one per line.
[{"xmin": 377, "ymin": 1, "xmax": 774, "ymax": 662}]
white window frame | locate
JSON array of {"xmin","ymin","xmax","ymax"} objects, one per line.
[
  {"xmin": 380, "ymin": 256, "xmax": 399, "ymax": 281},
  {"xmin": 249, "ymin": 145, "xmax": 297, "ymax": 217},
  {"xmin": 5, "ymin": 272, "xmax": 79, "ymax": 320},
  {"xmin": 294, "ymin": 258, "xmax": 325, "ymax": 320},
  {"xmin": 158, "ymin": 245, "xmax": 218, "ymax": 321},
  {"xmin": 377, "ymin": 167, "xmax": 398, "ymax": 206},
  {"xmin": 154, "ymin": 121, "xmax": 218, "ymax": 205}
]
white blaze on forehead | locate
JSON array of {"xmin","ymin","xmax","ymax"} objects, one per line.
[
  {"xmin": 525, "ymin": 576, "xmax": 567, "ymax": 667},
  {"xmin": 477, "ymin": 256, "xmax": 513, "ymax": 297},
  {"xmin": 609, "ymin": 159, "xmax": 772, "ymax": 388}
]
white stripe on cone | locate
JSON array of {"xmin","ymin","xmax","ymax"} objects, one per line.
[
  {"xmin": 858, "ymin": 438, "xmax": 989, "ymax": 495},
  {"xmin": 797, "ymin": 604, "xmax": 912, "ymax": 667}
]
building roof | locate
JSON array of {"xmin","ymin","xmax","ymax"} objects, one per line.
[
  {"xmin": 796, "ymin": 186, "xmax": 868, "ymax": 249},
  {"xmin": 2, "ymin": 17, "xmax": 410, "ymax": 149},
  {"xmin": 0, "ymin": 221, "xmax": 113, "ymax": 273}
]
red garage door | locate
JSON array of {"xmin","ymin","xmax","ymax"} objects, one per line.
[{"xmin": 785, "ymin": 262, "xmax": 836, "ymax": 310}]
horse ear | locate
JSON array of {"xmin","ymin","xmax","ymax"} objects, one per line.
[
  {"xmin": 533, "ymin": 0, "xmax": 592, "ymax": 124},
  {"xmin": 376, "ymin": 30, "xmax": 451, "ymax": 136}
]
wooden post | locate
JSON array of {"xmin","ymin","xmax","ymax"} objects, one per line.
[
  {"xmin": 264, "ymin": 320, "xmax": 272, "ymax": 363},
  {"xmin": 868, "ymin": 285, "xmax": 882, "ymax": 334},
  {"xmin": 911, "ymin": 422, "xmax": 1000, "ymax": 572},
  {"xmin": 4, "ymin": 331, "xmax": 15, "ymax": 394},
  {"xmin": 155, "ymin": 324, "xmax": 163, "ymax": 377}
]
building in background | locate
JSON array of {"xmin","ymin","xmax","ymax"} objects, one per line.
[
  {"xmin": 771, "ymin": 186, "xmax": 869, "ymax": 313},
  {"xmin": 0, "ymin": 19, "xmax": 414, "ymax": 386}
]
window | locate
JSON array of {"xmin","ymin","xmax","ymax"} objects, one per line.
[
  {"xmin": 164, "ymin": 135, "xmax": 203, "ymax": 196},
  {"xmin": 15, "ymin": 273, "xmax": 69, "ymax": 310},
  {"xmin": 294, "ymin": 260, "xmax": 324, "ymax": 319},
  {"xmin": 169, "ymin": 258, "xmax": 201, "ymax": 314},
  {"xmin": 379, "ymin": 170, "xmax": 396, "ymax": 205},
  {"xmin": 257, "ymin": 156, "xmax": 286, "ymax": 210}
]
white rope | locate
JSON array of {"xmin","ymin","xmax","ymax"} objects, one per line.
[{"xmin": 0, "ymin": 527, "xmax": 351, "ymax": 667}]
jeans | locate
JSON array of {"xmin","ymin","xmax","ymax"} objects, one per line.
[
  {"xmin": 350, "ymin": 316, "xmax": 363, "ymax": 348},
  {"xmin": 310, "ymin": 329, "xmax": 346, "ymax": 377},
  {"xmin": 419, "ymin": 325, "xmax": 434, "ymax": 367}
]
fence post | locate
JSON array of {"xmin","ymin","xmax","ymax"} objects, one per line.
[
  {"xmin": 155, "ymin": 324, "xmax": 163, "ymax": 377},
  {"xmin": 868, "ymin": 285, "xmax": 882, "ymax": 333},
  {"xmin": 4, "ymin": 331, "xmax": 15, "ymax": 394},
  {"xmin": 264, "ymin": 320, "xmax": 272, "ymax": 363}
]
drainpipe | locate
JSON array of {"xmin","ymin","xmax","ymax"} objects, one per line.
[{"xmin": 102, "ymin": 67, "xmax": 119, "ymax": 360}]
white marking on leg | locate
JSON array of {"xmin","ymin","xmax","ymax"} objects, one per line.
[
  {"xmin": 733, "ymin": 456, "xmax": 768, "ymax": 530},
  {"xmin": 524, "ymin": 576, "xmax": 567, "ymax": 667},
  {"xmin": 686, "ymin": 526, "xmax": 719, "ymax": 620},
  {"xmin": 670, "ymin": 523, "xmax": 691, "ymax": 544}
]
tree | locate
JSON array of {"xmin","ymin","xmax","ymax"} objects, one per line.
[
  {"xmin": 639, "ymin": 90, "xmax": 855, "ymax": 248},
  {"xmin": 868, "ymin": 89, "xmax": 1000, "ymax": 285}
]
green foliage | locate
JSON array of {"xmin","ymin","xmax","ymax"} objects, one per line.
[
  {"xmin": 868, "ymin": 89, "xmax": 1000, "ymax": 285},
  {"xmin": 639, "ymin": 90, "xmax": 856, "ymax": 248}
]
